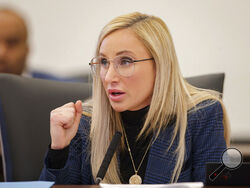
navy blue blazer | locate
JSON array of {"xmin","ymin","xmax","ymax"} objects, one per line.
[{"xmin": 40, "ymin": 100, "xmax": 227, "ymax": 184}]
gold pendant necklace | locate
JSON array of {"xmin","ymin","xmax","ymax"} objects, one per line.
[
  {"xmin": 122, "ymin": 126, "xmax": 153, "ymax": 184},
  {"xmin": 129, "ymin": 174, "xmax": 142, "ymax": 184}
]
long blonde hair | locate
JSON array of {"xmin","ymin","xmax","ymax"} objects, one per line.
[{"xmin": 85, "ymin": 12, "xmax": 230, "ymax": 184}]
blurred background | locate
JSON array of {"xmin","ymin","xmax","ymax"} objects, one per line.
[{"xmin": 0, "ymin": 0, "xmax": 249, "ymax": 141}]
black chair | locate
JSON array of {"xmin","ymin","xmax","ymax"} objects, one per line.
[
  {"xmin": 186, "ymin": 73, "xmax": 225, "ymax": 94},
  {"xmin": 0, "ymin": 73, "xmax": 91, "ymax": 181},
  {"xmin": 0, "ymin": 72, "xmax": 224, "ymax": 181}
]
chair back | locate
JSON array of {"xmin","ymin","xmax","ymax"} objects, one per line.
[
  {"xmin": 0, "ymin": 73, "xmax": 91, "ymax": 181},
  {"xmin": 186, "ymin": 73, "xmax": 225, "ymax": 94}
]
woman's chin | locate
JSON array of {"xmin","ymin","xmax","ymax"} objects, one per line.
[
  {"xmin": 111, "ymin": 106, "xmax": 127, "ymax": 112},
  {"xmin": 110, "ymin": 103, "xmax": 128, "ymax": 112}
]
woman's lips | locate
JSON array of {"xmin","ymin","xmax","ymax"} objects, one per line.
[{"xmin": 108, "ymin": 89, "xmax": 125, "ymax": 102}]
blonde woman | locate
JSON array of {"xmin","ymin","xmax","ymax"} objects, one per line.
[{"xmin": 40, "ymin": 12, "xmax": 230, "ymax": 184}]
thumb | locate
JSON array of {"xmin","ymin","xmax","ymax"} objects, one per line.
[
  {"xmin": 75, "ymin": 100, "xmax": 83, "ymax": 114},
  {"xmin": 74, "ymin": 100, "xmax": 82, "ymax": 125}
]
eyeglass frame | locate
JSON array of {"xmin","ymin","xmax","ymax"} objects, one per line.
[{"xmin": 89, "ymin": 55, "xmax": 154, "ymax": 77}]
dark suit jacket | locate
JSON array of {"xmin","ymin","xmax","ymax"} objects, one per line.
[{"xmin": 39, "ymin": 100, "xmax": 227, "ymax": 184}]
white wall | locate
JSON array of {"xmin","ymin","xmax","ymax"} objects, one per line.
[{"xmin": 1, "ymin": 0, "xmax": 250, "ymax": 140}]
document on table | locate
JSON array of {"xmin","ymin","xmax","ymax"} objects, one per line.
[
  {"xmin": 100, "ymin": 182, "xmax": 204, "ymax": 188},
  {"xmin": 0, "ymin": 181, "xmax": 54, "ymax": 188}
]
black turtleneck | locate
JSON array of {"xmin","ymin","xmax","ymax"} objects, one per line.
[
  {"xmin": 47, "ymin": 106, "xmax": 153, "ymax": 184},
  {"xmin": 120, "ymin": 105, "xmax": 153, "ymax": 183}
]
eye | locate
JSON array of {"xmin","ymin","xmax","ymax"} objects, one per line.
[
  {"xmin": 6, "ymin": 38, "xmax": 19, "ymax": 48},
  {"xmin": 100, "ymin": 57, "xmax": 109, "ymax": 67},
  {"xmin": 119, "ymin": 56, "xmax": 133, "ymax": 66}
]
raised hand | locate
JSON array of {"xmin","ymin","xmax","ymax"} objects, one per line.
[{"xmin": 50, "ymin": 100, "xmax": 82, "ymax": 149}]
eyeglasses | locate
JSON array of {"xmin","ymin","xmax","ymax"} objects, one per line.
[{"xmin": 89, "ymin": 55, "xmax": 154, "ymax": 77}]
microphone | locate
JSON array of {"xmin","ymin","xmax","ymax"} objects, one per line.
[{"xmin": 95, "ymin": 131, "xmax": 122, "ymax": 184}]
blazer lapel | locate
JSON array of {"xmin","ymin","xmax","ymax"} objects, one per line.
[{"xmin": 143, "ymin": 125, "xmax": 178, "ymax": 184}]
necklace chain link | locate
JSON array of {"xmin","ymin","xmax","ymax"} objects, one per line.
[{"xmin": 122, "ymin": 126, "xmax": 153, "ymax": 178}]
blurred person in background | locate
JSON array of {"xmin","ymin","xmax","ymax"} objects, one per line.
[
  {"xmin": 0, "ymin": 7, "xmax": 86, "ymax": 81},
  {"xmin": 0, "ymin": 8, "xmax": 29, "ymax": 181},
  {"xmin": 0, "ymin": 8, "xmax": 26, "ymax": 181},
  {"xmin": 0, "ymin": 8, "xmax": 28, "ymax": 75}
]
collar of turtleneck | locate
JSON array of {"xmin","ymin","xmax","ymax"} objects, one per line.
[{"xmin": 120, "ymin": 105, "xmax": 149, "ymax": 127}]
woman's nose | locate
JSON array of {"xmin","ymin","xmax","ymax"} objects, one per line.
[{"xmin": 103, "ymin": 62, "xmax": 120, "ymax": 83}]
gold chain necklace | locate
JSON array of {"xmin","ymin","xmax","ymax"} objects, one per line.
[{"xmin": 122, "ymin": 126, "xmax": 153, "ymax": 184}]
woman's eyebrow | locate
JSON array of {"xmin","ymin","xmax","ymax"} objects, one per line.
[
  {"xmin": 116, "ymin": 50, "xmax": 136, "ymax": 56},
  {"xmin": 99, "ymin": 52, "xmax": 106, "ymax": 57},
  {"xmin": 99, "ymin": 50, "xmax": 136, "ymax": 57}
]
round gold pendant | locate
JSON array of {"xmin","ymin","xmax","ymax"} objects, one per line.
[{"xmin": 129, "ymin": 174, "xmax": 142, "ymax": 184}]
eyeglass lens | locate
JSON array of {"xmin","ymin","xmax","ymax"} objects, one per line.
[{"xmin": 92, "ymin": 55, "xmax": 135, "ymax": 77}]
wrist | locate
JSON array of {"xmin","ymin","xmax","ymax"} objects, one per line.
[{"xmin": 51, "ymin": 141, "xmax": 69, "ymax": 150}]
